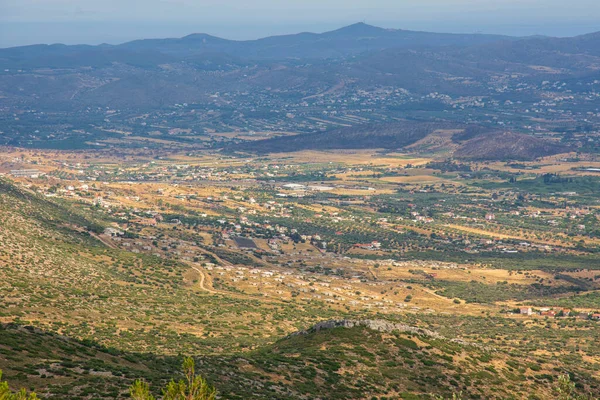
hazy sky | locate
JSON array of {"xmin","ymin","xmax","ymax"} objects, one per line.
[{"xmin": 1, "ymin": 0, "xmax": 600, "ymax": 47}]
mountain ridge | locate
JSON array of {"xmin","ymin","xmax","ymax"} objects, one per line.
[
  {"xmin": 2, "ymin": 22, "xmax": 599, "ymax": 69},
  {"xmin": 0, "ymin": 22, "xmax": 525, "ymax": 67},
  {"xmin": 1, "ymin": 22, "xmax": 516, "ymax": 50}
]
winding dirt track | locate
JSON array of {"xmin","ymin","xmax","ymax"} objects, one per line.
[{"xmin": 189, "ymin": 265, "xmax": 218, "ymax": 294}]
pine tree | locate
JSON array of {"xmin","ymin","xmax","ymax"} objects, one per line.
[
  {"xmin": 129, "ymin": 357, "xmax": 216, "ymax": 400},
  {"xmin": 129, "ymin": 380, "xmax": 155, "ymax": 400},
  {"xmin": 553, "ymin": 374, "xmax": 596, "ymax": 400},
  {"xmin": 0, "ymin": 370, "xmax": 39, "ymax": 400}
]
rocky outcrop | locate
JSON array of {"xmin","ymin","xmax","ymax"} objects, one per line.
[{"xmin": 289, "ymin": 319, "xmax": 493, "ymax": 351}]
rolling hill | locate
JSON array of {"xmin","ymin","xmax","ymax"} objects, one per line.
[
  {"xmin": 2, "ymin": 319, "xmax": 594, "ymax": 399},
  {"xmin": 230, "ymin": 122, "xmax": 567, "ymax": 161},
  {"xmin": 454, "ymin": 131, "xmax": 569, "ymax": 161},
  {"xmin": 231, "ymin": 121, "xmax": 463, "ymax": 153}
]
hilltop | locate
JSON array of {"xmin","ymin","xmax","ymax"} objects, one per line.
[{"xmin": 231, "ymin": 123, "xmax": 568, "ymax": 161}]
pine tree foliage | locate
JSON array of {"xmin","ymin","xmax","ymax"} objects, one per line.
[
  {"xmin": 0, "ymin": 370, "xmax": 39, "ymax": 400},
  {"xmin": 129, "ymin": 357, "xmax": 216, "ymax": 400}
]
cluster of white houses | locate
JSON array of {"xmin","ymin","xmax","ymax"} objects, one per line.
[{"xmin": 519, "ymin": 307, "xmax": 600, "ymax": 320}]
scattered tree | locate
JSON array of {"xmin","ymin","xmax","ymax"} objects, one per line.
[{"xmin": 553, "ymin": 374, "xmax": 596, "ymax": 400}]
